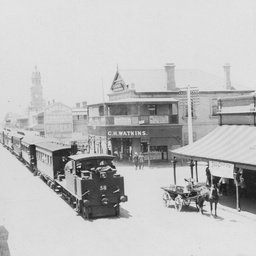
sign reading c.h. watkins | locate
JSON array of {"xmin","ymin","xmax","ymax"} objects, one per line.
[{"xmin": 107, "ymin": 130, "xmax": 148, "ymax": 137}]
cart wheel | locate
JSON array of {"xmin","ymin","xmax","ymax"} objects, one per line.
[
  {"xmin": 184, "ymin": 199, "xmax": 191, "ymax": 207},
  {"xmin": 163, "ymin": 192, "xmax": 171, "ymax": 207},
  {"xmin": 174, "ymin": 196, "xmax": 183, "ymax": 212}
]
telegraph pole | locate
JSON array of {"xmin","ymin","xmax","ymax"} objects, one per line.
[
  {"xmin": 179, "ymin": 85, "xmax": 199, "ymax": 145},
  {"xmin": 187, "ymin": 85, "xmax": 193, "ymax": 144}
]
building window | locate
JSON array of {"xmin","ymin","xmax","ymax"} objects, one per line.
[
  {"xmin": 211, "ymin": 98, "xmax": 218, "ymax": 116},
  {"xmin": 148, "ymin": 105, "xmax": 157, "ymax": 115},
  {"xmin": 99, "ymin": 106, "xmax": 104, "ymax": 116},
  {"xmin": 184, "ymin": 100, "xmax": 195, "ymax": 118}
]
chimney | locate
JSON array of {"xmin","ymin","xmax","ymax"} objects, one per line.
[
  {"xmin": 165, "ymin": 63, "xmax": 176, "ymax": 90},
  {"xmin": 223, "ymin": 63, "xmax": 231, "ymax": 90},
  {"xmin": 76, "ymin": 103, "xmax": 81, "ymax": 108},
  {"xmin": 82, "ymin": 101, "xmax": 87, "ymax": 108}
]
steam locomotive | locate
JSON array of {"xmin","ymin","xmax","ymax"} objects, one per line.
[{"xmin": 0, "ymin": 129, "xmax": 127, "ymax": 219}]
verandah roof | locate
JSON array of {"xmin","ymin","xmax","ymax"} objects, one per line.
[{"xmin": 171, "ymin": 125, "xmax": 256, "ymax": 170}]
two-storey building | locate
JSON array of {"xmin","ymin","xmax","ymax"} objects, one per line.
[
  {"xmin": 88, "ymin": 63, "xmax": 253, "ymax": 163},
  {"xmin": 88, "ymin": 98, "xmax": 181, "ymax": 162}
]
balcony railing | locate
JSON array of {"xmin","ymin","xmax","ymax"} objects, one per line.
[{"xmin": 89, "ymin": 115, "xmax": 178, "ymax": 126}]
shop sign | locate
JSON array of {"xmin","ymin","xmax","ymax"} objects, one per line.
[
  {"xmin": 107, "ymin": 130, "xmax": 148, "ymax": 137},
  {"xmin": 114, "ymin": 117, "xmax": 132, "ymax": 125},
  {"xmin": 149, "ymin": 115, "xmax": 168, "ymax": 124},
  {"xmin": 209, "ymin": 161, "xmax": 234, "ymax": 179},
  {"xmin": 44, "ymin": 102, "xmax": 73, "ymax": 139}
]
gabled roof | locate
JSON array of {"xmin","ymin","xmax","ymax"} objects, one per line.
[
  {"xmin": 113, "ymin": 69, "xmax": 250, "ymax": 92},
  {"xmin": 172, "ymin": 125, "xmax": 256, "ymax": 170}
]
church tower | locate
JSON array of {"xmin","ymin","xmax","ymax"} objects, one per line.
[{"xmin": 30, "ymin": 66, "xmax": 45, "ymax": 111}]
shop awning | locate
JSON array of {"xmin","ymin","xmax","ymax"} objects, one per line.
[{"xmin": 171, "ymin": 125, "xmax": 256, "ymax": 170}]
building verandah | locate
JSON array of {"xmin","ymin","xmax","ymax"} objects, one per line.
[{"xmin": 87, "ymin": 98, "xmax": 182, "ymax": 163}]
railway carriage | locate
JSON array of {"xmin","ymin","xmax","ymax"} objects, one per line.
[
  {"xmin": 12, "ymin": 133, "xmax": 24, "ymax": 158},
  {"xmin": 2, "ymin": 130, "xmax": 12, "ymax": 149},
  {"xmin": 34, "ymin": 141, "xmax": 70, "ymax": 184},
  {"xmin": 21, "ymin": 134, "xmax": 50, "ymax": 171}
]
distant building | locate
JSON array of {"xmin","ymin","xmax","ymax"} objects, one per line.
[
  {"xmin": 27, "ymin": 101, "xmax": 88, "ymax": 146},
  {"xmin": 72, "ymin": 101, "xmax": 88, "ymax": 148},
  {"xmin": 30, "ymin": 66, "xmax": 46, "ymax": 111},
  {"xmin": 44, "ymin": 102, "xmax": 73, "ymax": 139},
  {"xmin": 28, "ymin": 66, "xmax": 46, "ymax": 129}
]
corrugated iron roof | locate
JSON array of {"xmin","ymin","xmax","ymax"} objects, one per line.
[
  {"xmin": 171, "ymin": 125, "xmax": 256, "ymax": 169},
  {"xmin": 105, "ymin": 97, "xmax": 178, "ymax": 104}
]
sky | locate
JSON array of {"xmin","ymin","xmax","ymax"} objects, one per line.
[{"xmin": 0, "ymin": 0, "xmax": 256, "ymax": 120}]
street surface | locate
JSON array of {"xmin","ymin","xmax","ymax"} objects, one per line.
[{"xmin": 0, "ymin": 145, "xmax": 255, "ymax": 256}]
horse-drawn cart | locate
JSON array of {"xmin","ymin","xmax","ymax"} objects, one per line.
[{"xmin": 161, "ymin": 180, "xmax": 209, "ymax": 212}]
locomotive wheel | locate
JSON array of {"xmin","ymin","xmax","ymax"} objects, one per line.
[
  {"xmin": 174, "ymin": 196, "xmax": 183, "ymax": 212},
  {"xmin": 50, "ymin": 182, "xmax": 55, "ymax": 190},
  {"xmin": 115, "ymin": 205, "xmax": 120, "ymax": 216},
  {"xmin": 82, "ymin": 206, "xmax": 91, "ymax": 219},
  {"xmin": 162, "ymin": 192, "xmax": 171, "ymax": 207},
  {"xmin": 75, "ymin": 199, "xmax": 81, "ymax": 214},
  {"xmin": 184, "ymin": 199, "xmax": 191, "ymax": 207}
]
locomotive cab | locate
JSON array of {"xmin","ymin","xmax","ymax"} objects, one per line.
[{"xmin": 62, "ymin": 154, "xmax": 127, "ymax": 219}]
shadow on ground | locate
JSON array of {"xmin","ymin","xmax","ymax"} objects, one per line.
[{"xmin": 219, "ymin": 194, "xmax": 256, "ymax": 216}]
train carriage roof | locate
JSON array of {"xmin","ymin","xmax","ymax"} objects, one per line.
[
  {"xmin": 12, "ymin": 133, "xmax": 25, "ymax": 140},
  {"xmin": 35, "ymin": 141, "xmax": 70, "ymax": 153},
  {"xmin": 69, "ymin": 153, "xmax": 115, "ymax": 161},
  {"xmin": 22, "ymin": 134, "xmax": 50, "ymax": 145}
]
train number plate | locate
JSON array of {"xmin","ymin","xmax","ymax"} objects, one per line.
[{"xmin": 100, "ymin": 185, "xmax": 107, "ymax": 191}]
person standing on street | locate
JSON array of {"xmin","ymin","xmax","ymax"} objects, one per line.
[
  {"xmin": 205, "ymin": 166, "xmax": 211, "ymax": 187},
  {"xmin": 133, "ymin": 152, "xmax": 139, "ymax": 170},
  {"xmin": 138, "ymin": 152, "xmax": 145, "ymax": 170},
  {"xmin": 240, "ymin": 175, "xmax": 248, "ymax": 198},
  {"xmin": 209, "ymin": 184, "xmax": 219, "ymax": 217},
  {"xmin": 218, "ymin": 177, "xmax": 229, "ymax": 196}
]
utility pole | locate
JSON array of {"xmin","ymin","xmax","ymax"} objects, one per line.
[
  {"xmin": 179, "ymin": 85, "xmax": 199, "ymax": 145},
  {"xmin": 187, "ymin": 85, "xmax": 193, "ymax": 144}
]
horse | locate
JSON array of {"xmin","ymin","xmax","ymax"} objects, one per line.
[
  {"xmin": 195, "ymin": 185, "xmax": 211, "ymax": 214},
  {"xmin": 196, "ymin": 184, "xmax": 219, "ymax": 216}
]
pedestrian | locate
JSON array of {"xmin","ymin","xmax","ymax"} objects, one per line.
[
  {"xmin": 138, "ymin": 152, "xmax": 145, "ymax": 170},
  {"xmin": 209, "ymin": 184, "xmax": 219, "ymax": 217},
  {"xmin": 218, "ymin": 177, "xmax": 229, "ymax": 196},
  {"xmin": 113, "ymin": 149, "xmax": 119, "ymax": 162},
  {"xmin": 133, "ymin": 152, "xmax": 139, "ymax": 170},
  {"xmin": 205, "ymin": 166, "xmax": 211, "ymax": 187},
  {"xmin": 240, "ymin": 176, "xmax": 248, "ymax": 198}
]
